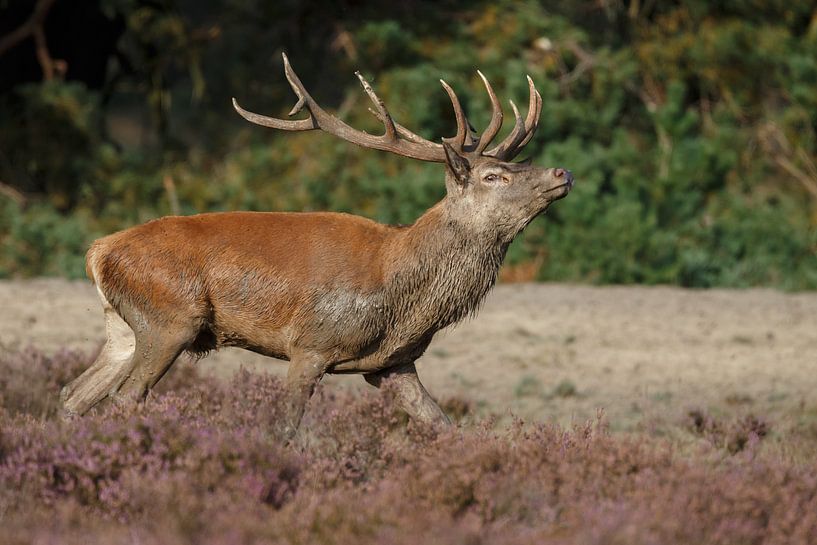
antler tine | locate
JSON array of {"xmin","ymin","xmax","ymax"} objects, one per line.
[
  {"xmin": 517, "ymin": 86, "xmax": 542, "ymax": 149},
  {"xmin": 356, "ymin": 71, "xmax": 397, "ymax": 140},
  {"xmin": 283, "ymin": 54, "xmax": 308, "ymax": 116},
  {"xmin": 232, "ymin": 52, "xmax": 323, "ymax": 131},
  {"xmin": 367, "ymin": 108, "xmax": 434, "ymax": 145},
  {"xmin": 486, "ymin": 99, "xmax": 524, "ymax": 159},
  {"xmin": 516, "ymin": 76, "xmax": 542, "ymax": 148},
  {"xmin": 232, "ymin": 97, "xmax": 317, "ymax": 130},
  {"xmin": 439, "ymin": 79, "xmax": 471, "ymax": 150},
  {"xmin": 485, "ymin": 75, "xmax": 541, "ymax": 160},
  {"xmin": 475, "ymin": 70, "xmax": 503, "ymax": 153}
]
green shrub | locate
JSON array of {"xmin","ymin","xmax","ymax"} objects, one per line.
[{"xmin": 0, "ymin": 1, "xmax": 815, "ymax": 287}]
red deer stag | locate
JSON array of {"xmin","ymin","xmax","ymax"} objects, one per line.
[{"xmin": 61, "ymin": 53, "xmax": 573, "ymax": 435}]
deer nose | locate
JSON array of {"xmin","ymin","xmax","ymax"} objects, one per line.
[{"xmin": 553, "ymin": 168, "xmax": 574, "ymax": 187}]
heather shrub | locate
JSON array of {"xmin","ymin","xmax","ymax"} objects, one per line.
[
  {"xmin": 0, "ymin": 346, "xmax": 206, "ymax": 419},
  {"xmin": 686, "ymin": 408, "xmax": 771, "ymax": 454},
  {"xmin": 0, "ymin": 346, "xmax": 92, "ymax": 418},
  {"xmin": 1, "ymin": 347, "xmax": 816, "ymax": 544}
]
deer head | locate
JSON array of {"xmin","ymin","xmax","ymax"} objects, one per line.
[{"xmin": 233, "ymin": 54, "xmax": 572, "ymax": 243}]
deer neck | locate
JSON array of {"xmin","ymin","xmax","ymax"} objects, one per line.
[{"xmin": 384, "ymin": 200, "xmax": 508, "ymax": 332}]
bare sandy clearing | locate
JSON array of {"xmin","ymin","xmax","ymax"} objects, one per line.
[{"xmin": 1, "ymin": 279, "xmax": 815, "ymax": 428}]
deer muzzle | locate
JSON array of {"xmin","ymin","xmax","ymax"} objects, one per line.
[{"xmin": 542, "ymin": 167, "xmax": 574, "ymax": 202}]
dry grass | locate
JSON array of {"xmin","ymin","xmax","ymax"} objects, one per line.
[{"xmin": 3, "ymin": 279, "xmax": 815, "ymax": 429}]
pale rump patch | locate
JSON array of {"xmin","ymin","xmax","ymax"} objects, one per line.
[{"xmin": 97, "ymin": 283, "xmax": 136, "ymax": 365}]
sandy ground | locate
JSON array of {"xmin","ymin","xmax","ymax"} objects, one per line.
[{"xmin": 1, "ymin": 279, "xmax": 815, "ymax": 429}]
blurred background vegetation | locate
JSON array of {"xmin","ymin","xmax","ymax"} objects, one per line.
[{"xmin": 0, "ymin": 0, "xmax": 815, "ymax": 288}]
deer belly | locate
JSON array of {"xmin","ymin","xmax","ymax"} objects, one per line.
[{"xmin": 329, "ymin": 332, "xmax": 435, "ymax": 374}]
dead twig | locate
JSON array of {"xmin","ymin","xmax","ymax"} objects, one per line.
[
  {"xmin": 558, "ymin": 40, "xmax": 597, "ymax": 88},
  {"xmin": 0, "ymin": 181, "xmax": 26, "ymax": 205},
  {"xmin": 162, "ymin": 174, "xmax": 181, "ymax": 216},
  {"xmin": 758, "ymin": 123, "xmax": 817, "ymax": 200},
  {"xmin": 771, "ymin": 155, "xmax": 817, "ymax": 200},
  {"xmin": 0, "ymin": 0, "xmax": 62, "ymax": 80}
]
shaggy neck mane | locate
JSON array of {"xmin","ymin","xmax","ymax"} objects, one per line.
[{"xmin": 384, "ymin": 201, "xmax": 507, "ymax": 332}]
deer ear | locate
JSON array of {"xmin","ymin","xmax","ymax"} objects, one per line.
[{"xmin": 442, "ymin": 141, "xmax": 471, "ymax": 186}]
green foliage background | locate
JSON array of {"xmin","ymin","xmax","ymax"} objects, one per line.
[{"xmin": 1, "ymin": 0, "xmax": 816, "ymax": 288}]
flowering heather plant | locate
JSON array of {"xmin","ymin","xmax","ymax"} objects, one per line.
[
  {"xmin": 0, "ymin": 346, "xmax": 91, "ymax": 418},
  {"xmin": 1, "ymin": 347, "xmax": 816, "ymax": 544},
  {"xmin": 686, "ymin": 408, "xmax": 771, "ymax": 453}
]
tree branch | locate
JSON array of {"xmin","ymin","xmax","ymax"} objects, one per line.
[
  {"xmin": 0, "ymin": 181, "xmax": 27, "ymax": 205},
  {"xmin": 758, "ymin": 123, "xmax": 817, "ymax": 200},
  {"xmin": 773, "ymin": 155, "xmax": 817, "ymax": 200},
  {"xmin": 0, "ymin": 0, "xmax": 59, "ymax": 80}
]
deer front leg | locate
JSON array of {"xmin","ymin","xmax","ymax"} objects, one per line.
[
  {"xmin": 283, "ymin": 352, "xmax": 329, "ymax": 440},
  {"xmin": 364, "ymin": 362, "xmax": 452, "ymax": 427}
]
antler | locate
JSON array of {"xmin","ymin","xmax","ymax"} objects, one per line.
[
  {"xmin": 484, "ymin": 76, "xmax": 542, "ymax": 159},
  {"xmin": 232, "ymin": 53, "xmax": 541, "ymax": 162}
]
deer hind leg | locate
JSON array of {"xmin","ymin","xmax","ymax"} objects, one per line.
[
  {"xmin": 61, "ymin": 289, "xmax": 136, "ymax": 417},
  {"xmin": 364, "ymin": 362, "xmax": 452, "ymax": 427},
  {"xmin": 283, "ymin": 352, "xmax": 330, "ymax": 440},
  {"xmin": 112, "ymin": 318, "xmax": 198, "ymax": 407}
]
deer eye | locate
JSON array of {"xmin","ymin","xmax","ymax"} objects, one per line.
[{"xmin": 484, "ymin": 173, "xmax": 500, "ymax": 183}]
